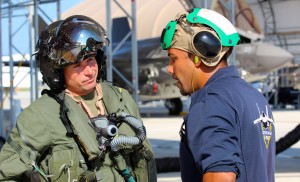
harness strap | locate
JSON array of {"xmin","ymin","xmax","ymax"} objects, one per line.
[
  {"xmin": 41, "ymin": 89, "xmax": 93, "ymax": 170},
  {"xmin": 42, "ymin": 90, "xmax": 75, "ymax": 137}
]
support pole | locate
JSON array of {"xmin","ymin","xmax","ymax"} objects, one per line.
[
  {"xmin": 0, "ymin": 2, "xmax": 4, "ymax": 137},
  {"xmin": 106, "ymin": 0, "xmax": 113, "ymax": 82},
  {"xmin": 229, "ymin": 0, "xmax": 236, "ymax": 66},
  {"xmin": 33, "ymin": 0, "xmax": 39, "ymax": 99},
  {"xmin": 131, "ymin": 0, "xmax": 138, "ymax": 102},
  {"xmin": 8, "ymin": 0, "xmax": 15, "ymax": 130}
]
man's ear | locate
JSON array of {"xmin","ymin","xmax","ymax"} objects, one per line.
[{"xmin": 194, "ymin": 56, "xmax": 202, "ymax": 67}]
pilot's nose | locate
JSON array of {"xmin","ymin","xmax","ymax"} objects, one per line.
[{"xmin": 84, "ymin": 64, "xmax": 93, "ymax": 75}]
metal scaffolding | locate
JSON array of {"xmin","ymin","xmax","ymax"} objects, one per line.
[
  {"xmin": 0, "ymin": 0, "xmax": 139, "ymax": 137},
  {"xmin": 257, "ymin": 0, "xmax": 299, "ymax": 108},
  {"xmin": 0, "ymin": 0, "xmax": 60, "ymax": 137},
  {"xmin": 106, "ymin": 0, "xmax": 139, "ymax": 102}
]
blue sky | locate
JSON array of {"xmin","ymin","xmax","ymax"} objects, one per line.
[{"xmin": 1, "ymin": 0, "xmax": 83, "ymax": 57}]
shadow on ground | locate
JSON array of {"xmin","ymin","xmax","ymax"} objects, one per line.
[{"xmin": 276, "ymin": 148, "xmax": 300, "ymax": 173}]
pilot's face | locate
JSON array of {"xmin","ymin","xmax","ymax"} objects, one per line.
[
  {"xmin": 167, "ymin": 48, "xmax": 195, "ymax": 96},
  {"xmin": 64, "ymin": 57, "xmax": 98, "ymax": 96}
]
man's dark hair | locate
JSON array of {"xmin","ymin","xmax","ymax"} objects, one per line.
[{"xmin": 221, "ymin": 46, "xmax": 233, "ymax": 61}]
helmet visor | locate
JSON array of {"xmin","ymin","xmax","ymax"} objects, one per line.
[{"xmin": 50, "ymin": 18, "xmax": 109, "ymax": 67}]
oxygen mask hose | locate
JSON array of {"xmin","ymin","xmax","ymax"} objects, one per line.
[
  {"xmin": 91, "ymin": 112, "xmax": 146, "ymax": 182},
  {"xmin": 108, "ymin": 112, "xmax": 147, "ymax": 182},
  {"xmin": 110, "ymin": 112, "xmax": 146, "ymax": 152}
]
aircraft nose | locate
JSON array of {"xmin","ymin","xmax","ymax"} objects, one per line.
[{"xmin": 236, "ymin": 42, "xmax": 294, "ymax": 74}]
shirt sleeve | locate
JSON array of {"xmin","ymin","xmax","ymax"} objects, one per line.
[
  {"xmin": 0, "ymin": 106, "xmax": 51, "ymax": 180},
  {"xmin": 187, "ymin": 93, "xmax": 243, "ymax": 175}
]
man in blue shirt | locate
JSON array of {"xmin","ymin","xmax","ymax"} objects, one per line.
[{"xmin": 160, "ymin": 8, "xmax": 275, "ymax": 182}]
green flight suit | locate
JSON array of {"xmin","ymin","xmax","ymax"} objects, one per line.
[{"xmin": 0, "ymin": 81, "xmax": 157, "ymax": 182}]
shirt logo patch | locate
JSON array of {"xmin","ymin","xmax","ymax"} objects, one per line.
[{"xmin": 253, "ymin": 104, "xmax": 274, "ymax": 149}]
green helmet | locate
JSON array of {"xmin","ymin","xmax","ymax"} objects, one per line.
[{"xmin": 160, "ymin": 8, "xmax": 240, "ymax": 66}]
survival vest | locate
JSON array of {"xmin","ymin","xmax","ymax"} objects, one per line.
[{"xmin": 42, "ymin": 81, "xmax": 157, "ymax": 182}]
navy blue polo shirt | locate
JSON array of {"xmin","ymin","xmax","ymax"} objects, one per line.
[{"xmin": 180, "ymin": 66, "xmax": 275, "ymax": 182}]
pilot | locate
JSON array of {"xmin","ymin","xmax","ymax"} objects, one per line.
[
  {"xmin": 0, "ymin": 15, "xmax": 157, "ymax": 181},
  {"xmin": 160, "ymin": 8, "xmax": 276, "ymax": 182}
]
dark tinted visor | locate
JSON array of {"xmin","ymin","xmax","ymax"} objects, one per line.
[{"xmin": 50, "ymin": 17, "xmax": 109, "ymax": 67}]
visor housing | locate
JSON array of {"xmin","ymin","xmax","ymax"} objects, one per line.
[{"xmin": 49, "ymin": 17, "xmax": 109, "ymax": 68}]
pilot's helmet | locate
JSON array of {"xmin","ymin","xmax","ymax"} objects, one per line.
[{"xmin": 35, "ymin": 15, "xmax": 110, "ymax": 91}]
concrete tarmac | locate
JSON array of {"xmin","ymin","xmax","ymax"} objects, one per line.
[{"xmin": 141, "ymin": 108, "xmax": 300, "ymax": 182}]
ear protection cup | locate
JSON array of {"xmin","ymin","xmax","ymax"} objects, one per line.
[
  {"xmin": 194, "ymin": 56, "xmax": 200, "ymax": 64},
  {"xmin": 192, "ymin": 31, "xmax": 222, "ymax": 59}
]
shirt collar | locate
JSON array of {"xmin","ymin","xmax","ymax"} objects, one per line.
[
  {"xmin": 205, "ymin": 65, "xmax": 240, "ymax": 87},
  {"xmin": 190, "ymin": 66, "xmax": 240, "ymax": 101}
]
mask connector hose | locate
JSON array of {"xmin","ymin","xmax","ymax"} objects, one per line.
[{"xmin": 110, "ymin": 112, "xmax": 146, "ymax": 152}]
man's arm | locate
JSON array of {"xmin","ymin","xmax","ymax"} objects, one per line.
[
  {"xmin": 203, "ymin": 172, "xmax": 236, "ymax": 182},
  {"xmin": 188, "ymin": 94, "xmax": 242, "ymax": 180},
  {"xmin": 0, "ymin": 130, "xmax": 33, "ymax": 180},
  {"xmin": 0, "ymin": 106, "xmax": 51, "ymax": 181}
]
